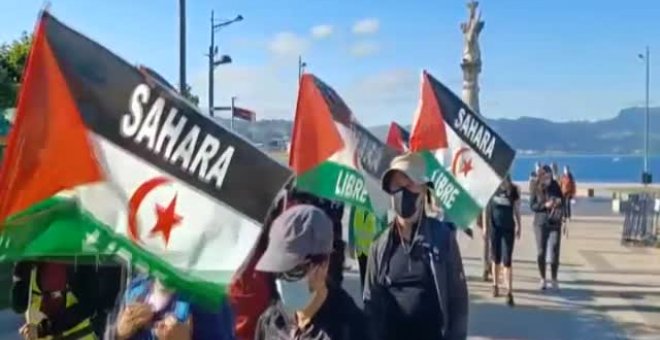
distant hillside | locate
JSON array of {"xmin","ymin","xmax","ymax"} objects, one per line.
[
  {"xmin": 369, "ymin": 107, "xmax": 660, "ymax": 155},
  {"xmin": 208, "ymin": 107, "xmax": 660, "ymax": 155}
]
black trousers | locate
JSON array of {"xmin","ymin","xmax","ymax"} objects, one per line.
[
  {"xmin": 490, "ymin": 227, "xmax": 515, "ymax": 267},
  {"xmin": 534, "ymin": 224, "xmax": 561, "ymax": 280},
  {"xmin": 562, "ymin": 196, "xmax": 572, "ymax": 219}
]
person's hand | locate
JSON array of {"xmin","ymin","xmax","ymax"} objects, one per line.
[
  {"xmin": 116, "ymin": 303, "xmax": 154, "ymax": 339},
  {"xmin": 18, "ymin": 324, "xmax": 37, "ymax": 340},
  {"xmin": 154, "ymin": 315, "xmax": 191, "ymax": 340},
  {"xmin": 563, "ymin": 224, "xmax": 568, "ymax": 238},
  {"xmin": 544, "ymin": 201, "xmax": 554, "ymax": 209},
  {"xmin": 515, "ymin": 227, "xmax": 521, "ymax": 240}
]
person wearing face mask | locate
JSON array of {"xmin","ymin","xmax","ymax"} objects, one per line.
[
  {"xmin": 363, "ymin": 153, "xmax": 468, "ymax": 340},
  {"xmin": 530, "ymin": 165, "xmax": 564, "ymax": 291},
  {"xmin": 254, "ymin": 204, "xmax": 367, "ymax": 340}
]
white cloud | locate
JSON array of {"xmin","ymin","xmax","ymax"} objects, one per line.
[
  {"xmin": 268, "ymin": 32, "xmax": 309, "ymax": 58},
  {"xmin": 349, "ymin": 41, "xmax": 381, "ymax": 57},
  {"xmin": 310, "ymin": 24, "xmax": 334, "ymax": 39},
  {"xmin": 191, "ymin": 65, "xmax": 420, "ymax": 127},
  {"xmin": 352, "ymin": 18, "xmax": 380, "ymax": 35},
  {"xmin": 192, "ymin": 63, "xmax": 299, "ymax": 120}
]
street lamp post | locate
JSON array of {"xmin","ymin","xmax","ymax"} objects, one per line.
[
  {"xmin": 208, "ymin": 11, "xmax": 243, "ymax": 116},
  {"xmin": 179, "ymin": 0, "xmax": 186, "ymax": 94},
  {"xmin": 639, "ymin": 47, "xmax": 652, "ymax": 184}
]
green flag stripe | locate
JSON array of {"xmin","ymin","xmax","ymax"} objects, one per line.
[
  {"xmin": 0, "ymin": 197, "xmax": 226, "ymax": 309},
  {"xmin": 295, "ymin": 161, "xmax": 373, "ymax": 211}
]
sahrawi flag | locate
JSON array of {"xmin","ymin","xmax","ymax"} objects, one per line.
[
  {"xmin": 386, "ymin": 122, "xmax": 410, "ymax": 153},
  {"xmin": 409, "ymin": 71, "xmax": 515, "ymax": 229},
  {"xmin": 289, "ymin": 74, "xmax": 399, "ymax": 254},
  {"xmin": 0, "ymin": 12, "xmax": 291, "ymax": 308},
  {"xmin": 289, "ymin": 74, "xmax": 396, "ymax": 215}
]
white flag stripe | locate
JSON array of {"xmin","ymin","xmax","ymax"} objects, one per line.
[
  {"xmin": 76, "ymin": 133, "xmax": 261, "ymax": 274},
  {"xmin": 435, "ymin": 127, "xmax": 503, "ymax": 208}
]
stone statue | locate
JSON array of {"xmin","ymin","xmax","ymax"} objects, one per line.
[{"xmin": 460, "ymin": 1, "xmax": 485, "ymax": 114}]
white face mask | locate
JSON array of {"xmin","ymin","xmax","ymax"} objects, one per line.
[{"xmin": 276, "ymin": 278, "xmax": 312, "ymax": 314}]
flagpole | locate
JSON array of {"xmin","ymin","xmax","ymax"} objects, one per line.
[
  {"xmin": 179, "ymin": 0, "xmax": 186, "ymax": 94},
  {"xmin": 230, "ymin": 96, "xmax": 236, "ymax": 131}
]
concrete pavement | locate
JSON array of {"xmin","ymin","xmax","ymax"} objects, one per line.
[
  {"xmin": 1, "ymin": 199, "xmax": 658, "ymax": 339},
  {"xmin": 461, "ymin": 201, "xmax": 660, "ymax": 339}
]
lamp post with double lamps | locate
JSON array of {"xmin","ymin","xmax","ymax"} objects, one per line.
[{"xmin": 208, "ymin": 11, "xmax": 243, "ymax": 116}]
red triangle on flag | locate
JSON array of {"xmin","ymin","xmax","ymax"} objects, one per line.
[
  {"xmin": 409, "ymin": 70, "xmax": 449, "ymax": 152},
  {"xmin": 0, "ymin": 14, "xmax": 103, "ymax": 221},
  {"xmin": 386, "ymin": 122, "xmax": 406, "ymax": 152},
  {"xmin": 288, "ymin": 74, "xmax": 344, "ymax": 175}
]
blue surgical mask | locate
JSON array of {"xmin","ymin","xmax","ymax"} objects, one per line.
[{"xmin": 276, "ymin": 279, "xmax": 312, "ymax": 314}]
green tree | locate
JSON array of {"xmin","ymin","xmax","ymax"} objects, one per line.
[
  {"xmin": 183, "ymin": 84, "xmax": 200, "ymax": 106},
  {"xmin": 0, "ymin": 31, "xmax": 32, "ymax": 108}
]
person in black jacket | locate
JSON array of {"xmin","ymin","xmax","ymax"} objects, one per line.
[
  {"xmin": 363, "ymin": 152, "xmax": 468, "ymax": 340},
  {"xmin": 254, "ymin": 204, "xmax": 367, "ymax": 340},
  {"xmin": 530, "ymin": 165, "xmax": 564, "ymax": 291}
]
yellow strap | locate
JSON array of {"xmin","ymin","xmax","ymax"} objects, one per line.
[{"xmin": 28, "ymin": 267, "xmax": 96, "ymax": 340}]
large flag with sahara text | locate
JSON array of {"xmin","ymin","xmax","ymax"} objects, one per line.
[
  {"xmin": 0, "ymin": 12, "xmax": 291, "ymax": 308},
  {"xmin": 410, "ymin": 71, "xmax": 515, "ymax": 229}
]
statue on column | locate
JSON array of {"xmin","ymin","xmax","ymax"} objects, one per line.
[{"xmin": 461, "ymin": 1, "xmax": 484, "ymax": 114}]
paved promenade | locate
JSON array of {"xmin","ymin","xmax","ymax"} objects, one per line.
[
  {"xmin": 1, "ymin": 199, "xmax": 658, "ymax": 339},
  {"xmin": 462, "ymin": 198, "xmax": 660, "ymax": 339}
]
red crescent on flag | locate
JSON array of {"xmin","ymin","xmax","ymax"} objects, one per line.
[
  {"xmin": 451, "ymin": 147, "xmax": 470, "ymax": 176},
  {"xmin": 127, "ymin": 177, "xmax": 171, "ymax": 243}
]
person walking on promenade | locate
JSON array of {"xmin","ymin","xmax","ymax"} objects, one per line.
[
  {"xmin": 551, "ymin": 162, "xmax": 560, "ymax": 181},
  {"xmin": 363, "ymin": 152, "xmax": 468, "ymax": 340},
  {"xmin": 530, "ymin": 165, "xmax": 564, "ymax": 290},
  {"xmin": 560, "ymin": 166, "xmax": 576, "ymax": 222},
  {"xmin": 485, "ymin": 175, "xmax": 521, "ymax": 306},
  {"xmin": 254, "ymin": 204, "xmax": 366, "ymax": 340}
]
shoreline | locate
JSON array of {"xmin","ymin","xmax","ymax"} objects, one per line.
[{"xmin": 514, "ymin": 181, "xmax": 660, "ymax": 197}]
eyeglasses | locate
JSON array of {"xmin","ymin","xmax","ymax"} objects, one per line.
[{"xmin": 277, "ymin": 254, "xmax": 329, "ymax": 282}]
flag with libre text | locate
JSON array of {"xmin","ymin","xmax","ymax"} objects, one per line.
[
  {"xmin": 409, "ymin": 71, "xmax": 515, "ymax": 229},
  {"xmin": 0, "ymin": 12, "xmax": 291, "ymax": 308},
  {"xmin": 290, "ymin": 74, "xmax": 396, "ymax": 213},
  {"xmin": 289, "ymin": 74, "xmax": 401, "ymax": 254}
]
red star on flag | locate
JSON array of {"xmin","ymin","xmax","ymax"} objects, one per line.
[
  {"xmin": 150, "ymin": 195, "xmax": 183, "ymax": 246},
  {"xmin": 460, "ymin": 158, "xmax": 474, "ymax": 177}
]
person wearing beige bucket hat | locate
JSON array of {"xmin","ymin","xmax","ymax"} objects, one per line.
[{"xmin": 363, "ymin": 152, "xmax": 468, "ymax": 340}]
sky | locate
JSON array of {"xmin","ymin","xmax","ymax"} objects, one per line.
[{"xmin": 1, "ymin": 0, "xmax": 659, "ymax": 126}]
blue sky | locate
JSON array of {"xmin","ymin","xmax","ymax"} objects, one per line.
[{"xmin": 1, "ymin": 0, "xmax": 659, "ymax": 126}]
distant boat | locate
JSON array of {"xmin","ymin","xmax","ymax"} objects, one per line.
[{"xmin": 612, "ymin": 157, "xmax": 621, "ymax": 162}]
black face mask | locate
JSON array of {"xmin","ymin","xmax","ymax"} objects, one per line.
[{"xmin": 392, "ymin": 188, "xmax": 420, "ymax": 218}]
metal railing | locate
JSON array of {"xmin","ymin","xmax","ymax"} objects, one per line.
[{"xmin": 621, "ymin": 193, "xmax": 659, "ymax": 245}]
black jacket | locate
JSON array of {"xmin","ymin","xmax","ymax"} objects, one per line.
[
  {"xmin": 363, "ymin": 217, "xmax": 468, "ymax": 340},
  {"xmin": 530, "ymin": 179, "xmax": 563, "ymax": 228},
  {"xmin": 255, "ymin": 284, "xmax": 368, "ymax": 340}
]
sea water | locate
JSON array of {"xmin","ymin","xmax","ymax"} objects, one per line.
[{"xmin": 511, "ymin": 155, "xmax": 660, "ymax": 183}]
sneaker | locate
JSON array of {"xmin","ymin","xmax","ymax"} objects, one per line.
[
  {"xmin": 506, "ymin": 293, "xmax": 515, "ymax": 307},
  {"xmin": 551, "ymin": 280, "xmax": 559, "ymax": 290},
  {"xmin": 492, "ymin": 285, "xmax": 499, "ymax": 297},
  {"xmin": 539, "ymin": 279, "xmax": 547, "ymax": 290}
]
